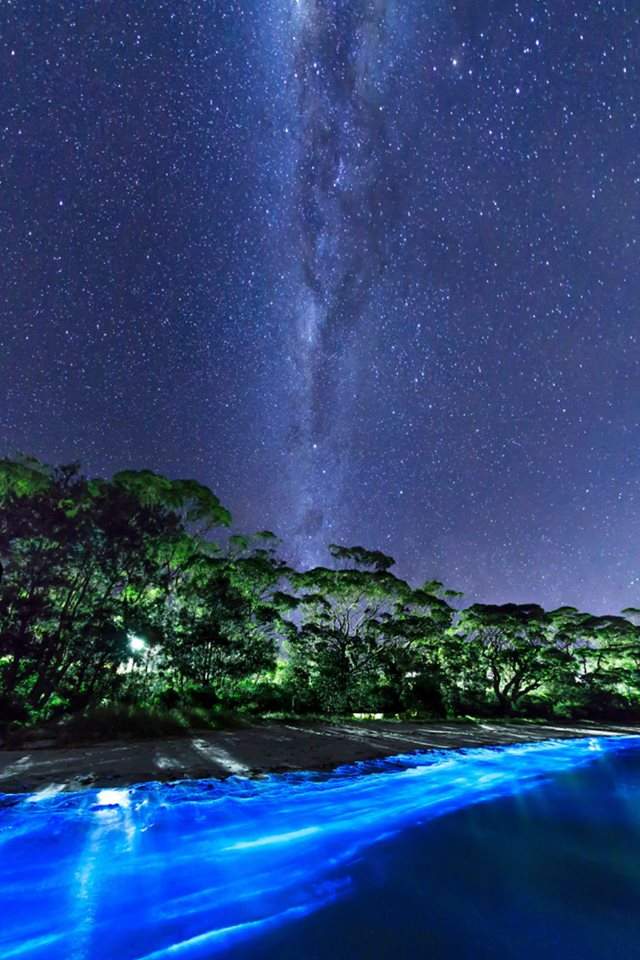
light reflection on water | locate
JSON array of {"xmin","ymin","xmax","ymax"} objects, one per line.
[{"xmin": 1, "ymin": 736, "xmax": 639, "ymax": 960}]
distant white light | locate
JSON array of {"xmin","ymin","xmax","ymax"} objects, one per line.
[{"xmin": 128, "ymin": 633, "xmax": 146, "ymax": 652}]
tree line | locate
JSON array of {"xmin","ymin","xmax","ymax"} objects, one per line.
[{"xmin": 1, "ymin": 456, "xmax": 639, "ymax": 735}]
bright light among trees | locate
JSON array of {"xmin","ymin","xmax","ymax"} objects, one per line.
[{"xmin": 128, "ymin": 634, "xmax": 147, "ymax": 653}]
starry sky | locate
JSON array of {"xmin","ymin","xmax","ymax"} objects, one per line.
[{"xmin": 2, "ymin": 0, "xmax": 639, "ymax": 614}]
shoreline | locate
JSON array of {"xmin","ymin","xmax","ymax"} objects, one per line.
[{"xmin": 1, "ymin": 719, "xmax": 638, "ymax": 795}]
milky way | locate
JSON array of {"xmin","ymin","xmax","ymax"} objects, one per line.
[
  {"xmin": 284, "ymin": 0, "xmax": 401, "ymax": 549},
  {"xmin": 1, "ymin": 1, "xmax": 640, "ymax": 612}
]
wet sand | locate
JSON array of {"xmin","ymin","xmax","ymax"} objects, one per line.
[{"xmin": 0, "ymin": 719, "xmax": 638, "ymax": 795}]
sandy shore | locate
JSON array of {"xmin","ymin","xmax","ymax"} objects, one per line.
[{"xmin": 0, "ymin": 719, "xmax": 638, "ymax": 795}]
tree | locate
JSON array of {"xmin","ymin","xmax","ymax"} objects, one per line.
[
  {"xmin": 3, "ymin": 455, "xmax": 640, "ymax": 730},
  {"xmin": 451, "ymin": 603, "xmax": 569, "ymax": 714},
  {"xmin": 372, "ymin": 581, "xmax": 456, "ymax": 713},
  {"xmin": 547, "ymin": 608, "xmax": 640, "ymax": 717},
  {"xmin": 0, "ymin": 458, "xmax": 230, "ymax": 719},
  {"xmin": 283, "ymin": 548, "xmax": 455, "ymax": 714},
  {"xmin": 165, "ymin": 534, "xmax": 293, "ymax": 700}
]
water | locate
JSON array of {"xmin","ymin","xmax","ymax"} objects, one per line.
[{"xmin": 1, "ymin": 736, "xmax": 640, "ymax": 960}]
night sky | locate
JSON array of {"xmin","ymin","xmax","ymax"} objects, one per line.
[{"xmin": 2, "ymin": 1, "xmax": 639, "ymax": 613}]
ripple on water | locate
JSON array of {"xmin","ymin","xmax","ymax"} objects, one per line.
[{"xmin": 1, "ymin": 736, "xmax": 639, "ymax": 960}]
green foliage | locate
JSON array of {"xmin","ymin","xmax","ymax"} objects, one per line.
[
  {"xmin": 0, "ymin": 456, "xmax": 53, "ymax": 500},
  {"xmin": 281, "ymin": 563, "xmax": 455, "ymax": 713},
  {"xmin": 327, "ymin": 543, "xmax": 396, "ymax": 572},
  {"xmin": 0, "ymin": 458, "xmax": 239, "ymax": 730},
  {"xmin": 449, "ymin": 603, "xmax": 567, "ymax": 714},
  {"xmin": 112, "ymin": 470, "xmax": 231, "ymax": 530},
  {"xmin": 1, "ymin": 456, "xmax": 639, "ymax": 735}
]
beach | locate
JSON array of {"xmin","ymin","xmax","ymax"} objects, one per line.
[{"xmin": 1, "ymin": 719, "xmax": 638, "ymax": 795}]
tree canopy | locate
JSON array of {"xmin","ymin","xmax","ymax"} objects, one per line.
[{"xmin": 1, "ymin": 456, "xmax": 639, "ymax": 734}]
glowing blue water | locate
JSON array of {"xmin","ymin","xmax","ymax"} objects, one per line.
[{"xmin": 1, "ymin": 736, "xmax": 640, "ymax": 960}]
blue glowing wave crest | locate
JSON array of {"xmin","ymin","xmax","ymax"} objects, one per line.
[{"xmin": 1, "ymin": 736, "xmax": 639, "ymax": 960}]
